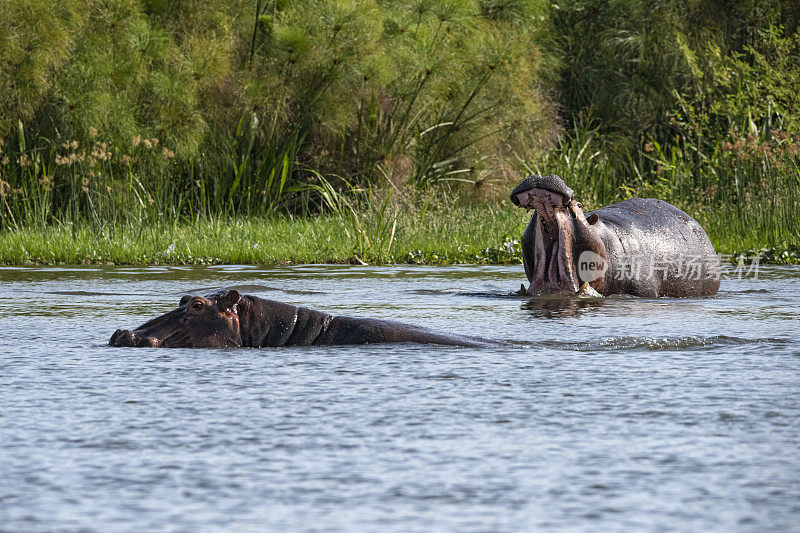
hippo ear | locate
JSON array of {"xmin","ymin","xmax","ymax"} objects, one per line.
[
  {"xmin": 180, "ymin": 295, "xmax": 192, "ymax": 306},
  {"xmin": 216, "ymin": 289, "xmax": 241, "ymax": 311},
  {"xmin": 587, "ymin": 213, "xmax": 599, "ymax": 225}
]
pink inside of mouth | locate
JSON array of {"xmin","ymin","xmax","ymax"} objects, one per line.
[{"xmin": 518, "ymin": 189, "xmax": 579, "ymax": 294}]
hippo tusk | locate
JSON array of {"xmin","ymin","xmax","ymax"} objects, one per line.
[
  {"xmin": 533, "ymin": 213, "xmax": 547, "ymax": 285},
  {"xmin": 547, "ymin": 239, "xmax": 560, "ymax": 283},
  {"xmin": 555, "ymin": 208, "xmax": 578, "ymax": 292}
]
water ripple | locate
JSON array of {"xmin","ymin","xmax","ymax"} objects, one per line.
[
  {"xmin": 541, "ymin": 335, "xmax": 789, "ymax": 352},
  {"xmin": 0, "ymin": 265, "xmax": 798, "ymax": 532}
]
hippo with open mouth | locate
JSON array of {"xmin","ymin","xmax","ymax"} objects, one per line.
[
  {"xmin": 510, "ymin": 174, "xmax": 720, "ymax": 297},
  {"xmin": 109, "ymin": 290, "xmax": 488, "ymax": 348}
]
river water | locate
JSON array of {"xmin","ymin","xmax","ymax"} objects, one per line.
[{"xmin": 1, "ymin": 264, "xmax": 798, "ymax": 532}]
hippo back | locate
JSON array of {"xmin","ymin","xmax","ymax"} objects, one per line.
[{"xmin": 588, "ymin": 198, "xmax": 720, "ymax": 297}]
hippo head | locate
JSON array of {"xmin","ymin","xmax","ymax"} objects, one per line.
[
  {"xmin": 109, "ymin": 290, "xmax": 243, "ymax": 347},
  {"xmin": 510, "ymin": 174, "xmax": 608, "ymax": 294}
]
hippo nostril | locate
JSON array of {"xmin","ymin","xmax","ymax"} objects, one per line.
[{"xmin": 109, "ymin": 329, "xmax": 138, "ymax": 347}]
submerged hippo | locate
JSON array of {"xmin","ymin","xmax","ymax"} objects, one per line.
[
  {"xmin": 109, "ymin": 290, "xmax": 487, "ymax": 348},
  {"xmin": 510, "ymin": 174, "xmax": 720, "ymax": 297}
]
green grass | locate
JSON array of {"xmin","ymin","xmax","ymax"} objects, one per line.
[
  {"xmin": 0, "ymin": 203, "xmax": 528, "ymax": 265},
  {"xmin": 1, "ymin": 199, "xmax": 797, "ymax": 266}
]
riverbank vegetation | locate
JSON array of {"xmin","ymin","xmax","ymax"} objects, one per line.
[
  {"xmin": 2, "ymin": 196, "xmax": 797, "ymax": 265},
  {"xmin": 1, "ymin": 0, "xmax": 798, "ymax": 265}
]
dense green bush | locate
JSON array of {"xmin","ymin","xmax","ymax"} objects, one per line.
[
  {"xmin": 551, "ymin": 0, "xmax": 800, "ymax": 153},
  {"xmin": 0, "ymin": 0, "xmax": 557, "ymax": 228},
  {"xmin": 0, "ymin": 0, "xmax": 798, "ymax": 253}
]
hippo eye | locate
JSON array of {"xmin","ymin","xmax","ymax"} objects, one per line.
[{"xmin": 191, "ymin": 301, "xmax": 204, "ymax": 311}]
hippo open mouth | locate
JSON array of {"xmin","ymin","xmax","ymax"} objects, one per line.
[
  {"xmin": 510, "ymin": 173, "xmax": 721, "ymax": 297},
  {"xmin": 510, "ymin": 174, "xmax": 607, "ymax": 295}
]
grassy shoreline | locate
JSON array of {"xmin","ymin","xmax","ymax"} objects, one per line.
[
  {"xmin": 0, "ymin": 204, "xmax": 525, "ymax": 266},
  {"xmin": 2, "ymin": 204, "xmax": 797, "ymax": 266},
  {"xmin": 2, "ymin": 3, "xmax": 798, "ymax": 268}
]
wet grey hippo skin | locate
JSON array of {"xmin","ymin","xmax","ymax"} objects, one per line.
[
  {"xmin": 510, "ymin": 174, "xmax": 721, "ymax": 297},
  {"xmin": 109, "ymin": 290, "xmax": 487, "ymax": 348}
]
